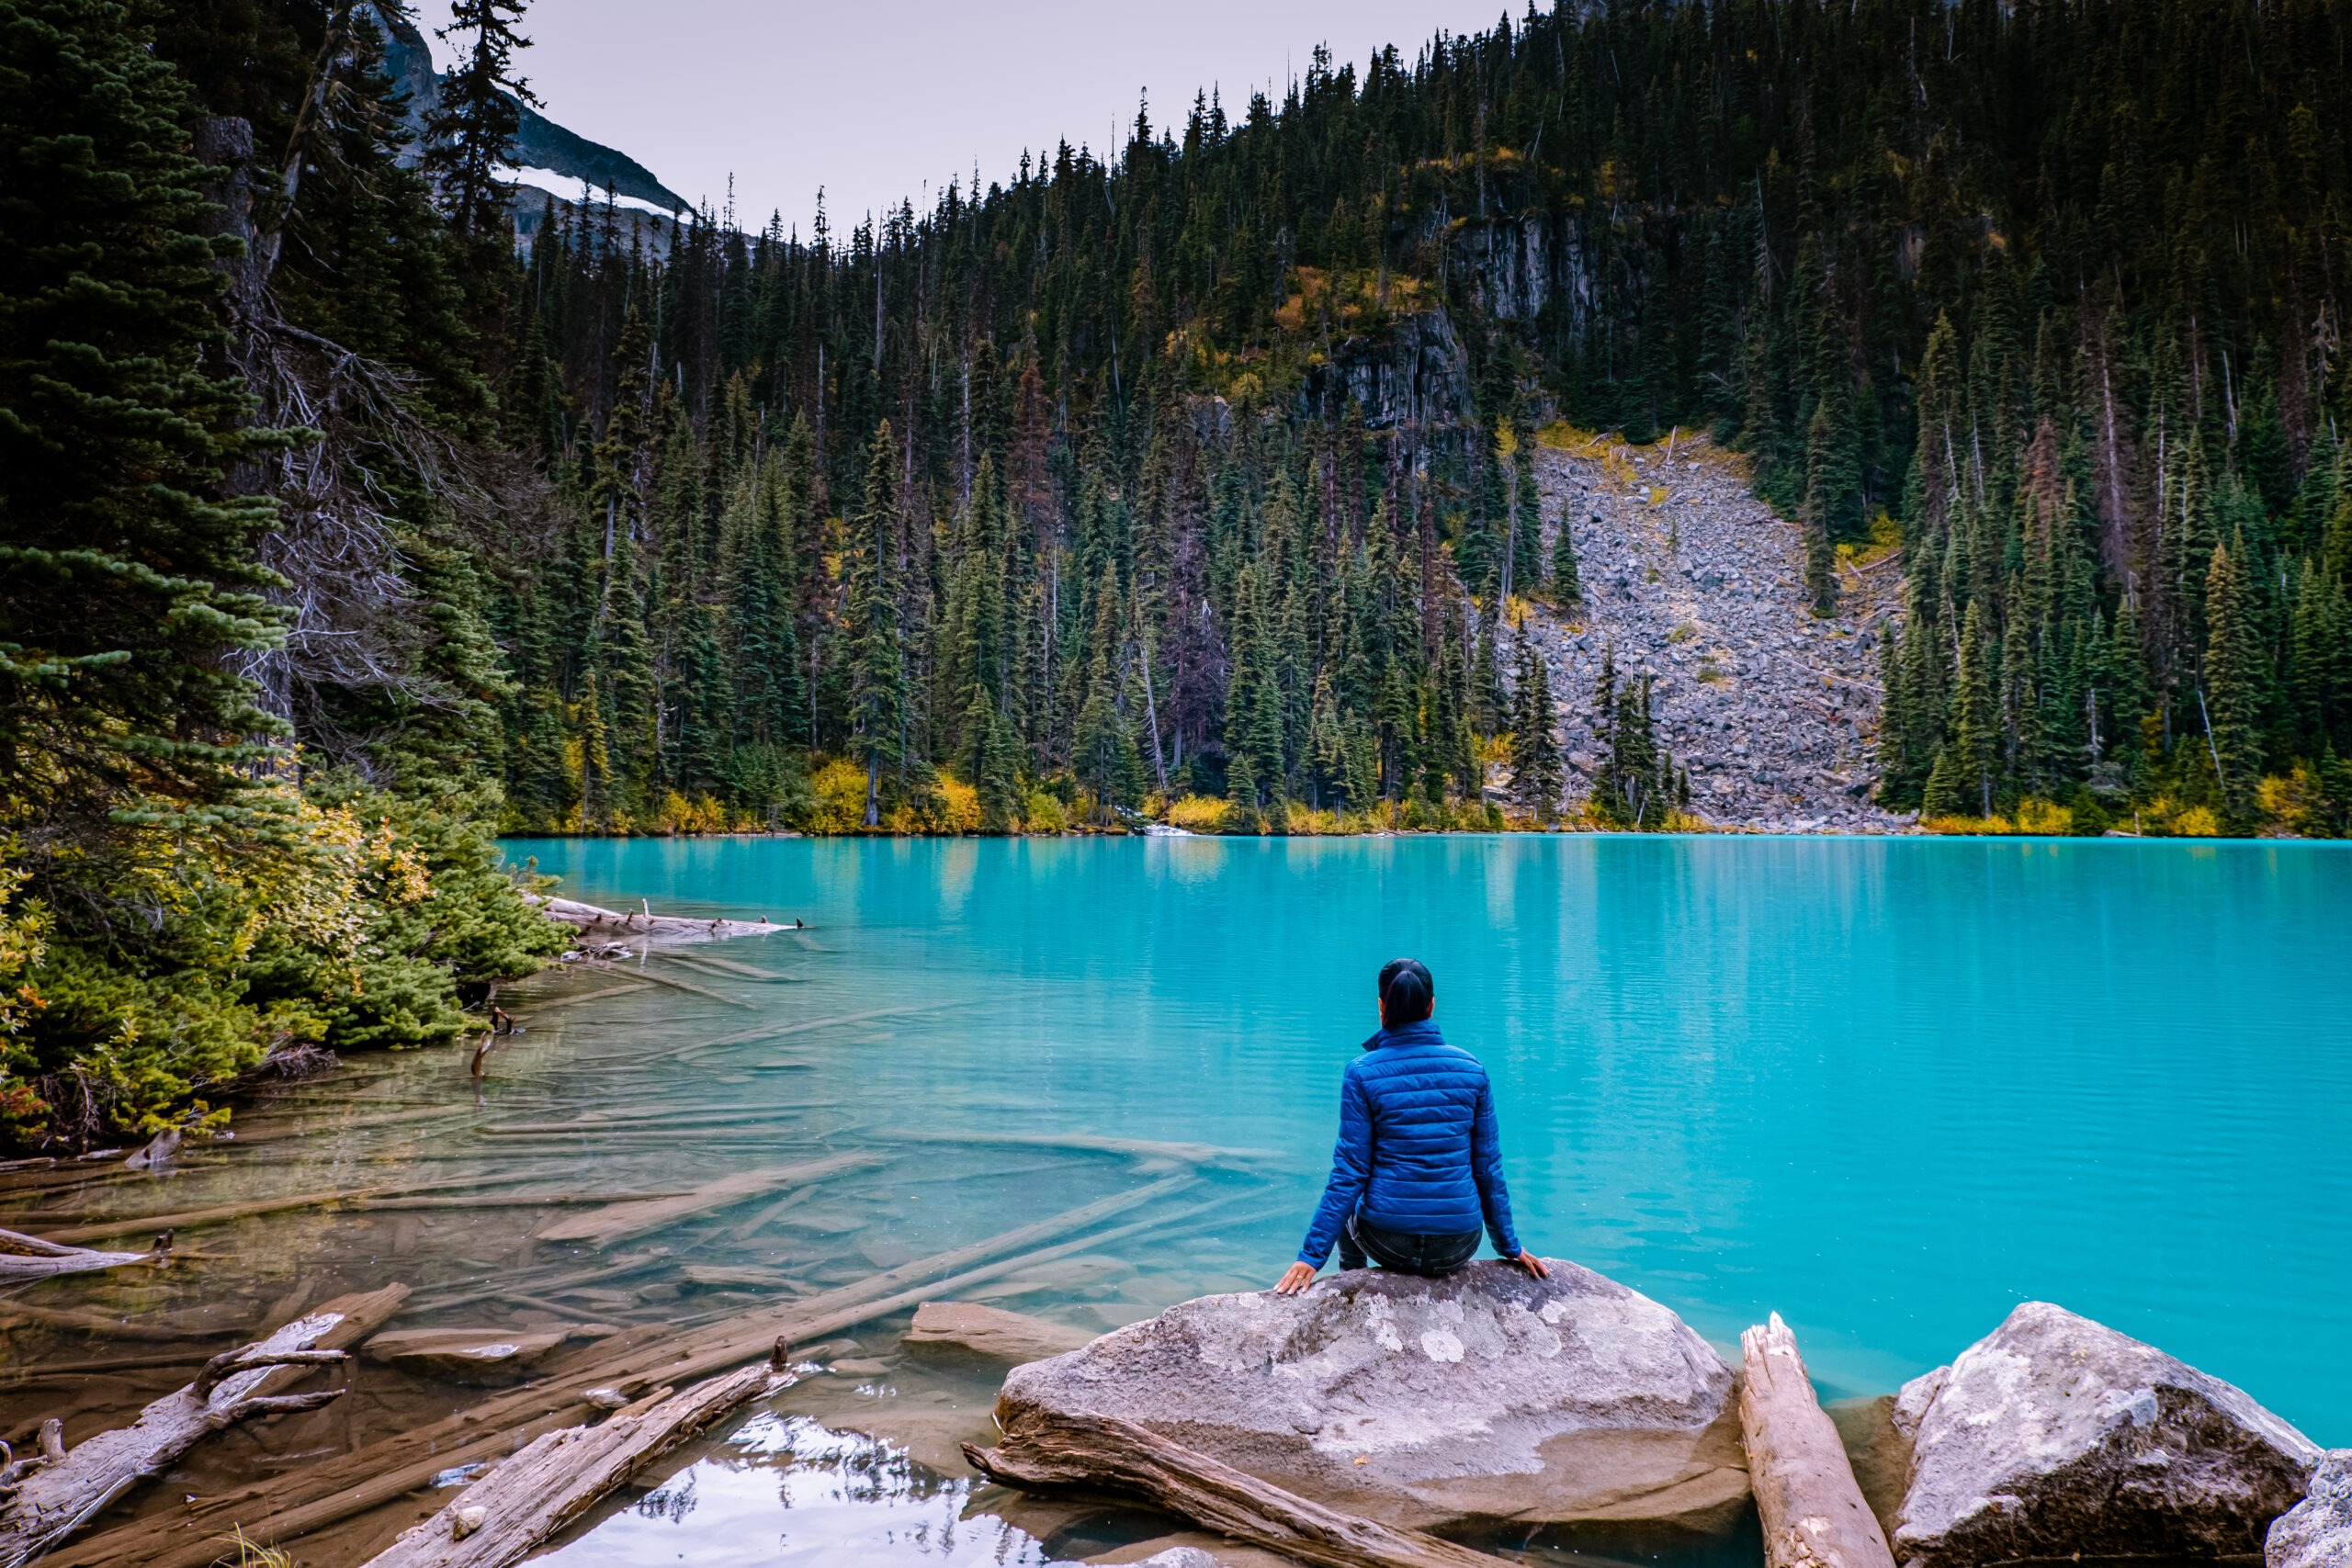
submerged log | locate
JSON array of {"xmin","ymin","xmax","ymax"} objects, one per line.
[
  {"xmin": 0, "ymin": 1228, "xmax": 151, "ymax": 1283},
  {"xmin": 963, "ymin": 1410, "xmax": 1498, "ymax": 1568},
  {"xmin": 52, "ymin": 1176, "xmax": 1204, "ymax": 1568},
  {"xmin": 1739, "ymin": 1314, "xmax": 1896, "ymax": 1568},
  {"xmin": 536, "ymin": 1154, "xmax": 880, "ymax": 1246},
  {"xmin": 583, "ymin": 962, "xmax": 753, "ymax": 1010},
  {"xmin": 357, "ymin": 1361, "xmax": 781, "ymax": 1568},
  {"xmin": 657, "ymin": 951, "xmax": 797, "ymax": 982},
  {"xmin": 510, "ymin": 982, "xmax": 652, "ymax": 1013},
  {"xmin": 0, "ymin": 1310, "xmax": 355, "ymax": 1567},
  {"xmin": 37, "ymin": 1173, "xmax": 556, "ymax": 1245}
]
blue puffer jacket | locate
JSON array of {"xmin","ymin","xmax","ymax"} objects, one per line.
[{"xmin": 1295, "ymin": 1020, "xmax": 1522, "ymax": 1267}]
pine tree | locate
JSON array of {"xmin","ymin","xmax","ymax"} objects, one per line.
[
  {"xmin": 1223, "ymin": 562, "xmax": 1286, "ymax": 807},
  {"xmin": 0, "ymin": 0, "xmax": 287, "ymax": 834},
  {"xmin": 1508, "ymin": 633, "xmax": 1564, "ymax": 823},
  {"xmin": 2202, "ymin": 535, "xmax": 2263, "ymax": 822},
  {"xmin": 1510, "ymin": 444, "xmax": 1545, "ymax": 599},
  {"xmin": 1948, "ymin": 599, "xmax": 1999, "ymax": 818},
  {"xmin": 1550, "ymin": 507, "xmax": 1583, "ymax": 606},
  {"xmin": 1072, "ymin": 567, "xmax": 1142, "ymax": 821},
  {"xmin": 1801, "ymin": 391, "xmax": 1855, "ymax": 615},
  {"xmin": 844, "ymin": 423, "xmax": 909, "ymax": 826},
  {"xmin": 424, "ymin": 0, "xmax": 539, "ymax": 243}
]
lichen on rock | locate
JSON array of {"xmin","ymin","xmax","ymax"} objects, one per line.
[
  {"xmin": 995, "ymin": 1258, "xmax": 1747, "ymax": 1536},
  {"xmin": 1892, "ymin": 1301, "xmax": 2319, "ymax": 1566}
]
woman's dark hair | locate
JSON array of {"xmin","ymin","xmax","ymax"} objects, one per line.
[{"xmin": 1378, "ymin": 958, "xmax": 1434, "ymax": 1024}]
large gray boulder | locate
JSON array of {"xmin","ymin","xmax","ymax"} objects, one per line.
[
  {"xmin": 2268, "ymin": 1450, "xmax": 2352, "ymax": 1568},
  {"xmin": 994, "ymin": 1258, "xmax": 1747, "ymax": 1535},
  {"xmin": 1893, "ymin": 1302, "xmax": 2319, "ymax": 1566}
]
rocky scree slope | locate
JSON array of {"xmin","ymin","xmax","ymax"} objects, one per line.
[{"xmin": 1522, "ymin": 434, "xmax": 1913, "ymax": 833}]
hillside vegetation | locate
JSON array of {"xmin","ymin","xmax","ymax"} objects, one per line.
[{"xmin": 3, "ymin": 0, "xmax": 2350, "ymax": 1141}]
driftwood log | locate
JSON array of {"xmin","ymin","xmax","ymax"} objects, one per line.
[
  {"xmin": 0, "ymin": 1312, "xmax": 353, "ymax": 1567},
  {"xmin": 51, "ymin": 1176, "xmax": 1203, "ymax": 1568},
  {"xmin": 357, "ymin": 1361, "xmax": 783, "ymax": 1568},
  {"xmin": 532, "ymin": 897, "xmax": 783, "ymax": 946},
  {"xmin": 536, "ymin": 1154, "xmax": 878, "ymax": 1246},
  {"xmin": 0, "ymin": 1228, "xmax": 150, "ymax": 1283},
  {"xmin": 1738, "ymin": 1313, "xmax": 1896, "ymax": 1568},
  {"xmin": 964, "ymin": 1410, "xmax": 1498, "ymax": 1568}
]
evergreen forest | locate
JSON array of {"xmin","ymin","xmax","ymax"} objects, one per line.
[{"xmin": 5, "ymin": 0, "xmax": 2352, "ymax": 1143}]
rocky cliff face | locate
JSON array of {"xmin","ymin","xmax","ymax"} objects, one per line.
[
  {"xmin": 1522, "ymin": 433, "xmax": 1911, "ymax": 832},
  {"xmin": 361, "ymin": 0, "xmax": 686, "ymax": 212}
]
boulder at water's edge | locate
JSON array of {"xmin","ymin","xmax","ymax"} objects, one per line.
[
  {"xmin": 994, "ymin": 1258, "xmax": 1747, "ymax": 1535},
  {"xmin": 2267, "ymin": 1450, "xmax": 2352, "ymax": 1568},
  {"xmin": 1892, "ymin": 1301, "xmax": 2319, "ymax": 1567}
]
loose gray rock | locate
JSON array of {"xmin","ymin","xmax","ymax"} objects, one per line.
[
  {"xmin": 1893, "ymin": 1302, "xmax": 2319, "ymax": 1566},
  {"xmin": 902, "ymin": 1300, "xmax": 1092, "ymax": 1369},
  {"xmin": 996, "ymin": 1258, "xmax": 1747, "ymax": 1534},
  {"xmin": 1517, "ymin": 434, "xmax": 1912, "ymax": 832},
  {"xmin": 2268, "ymin": 1450, "xmax": 2352, "ymax": 1568}
]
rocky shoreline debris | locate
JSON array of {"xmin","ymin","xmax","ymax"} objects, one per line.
[
  {"xmin": 969, "ymin": 1268, "xmax": 2325, "ymax": 1568},
  {"xmin": 6, "ymin": 1187, "xmax": 2333, "ymax": 1568},
  {"xmin": 1525, "ymin": 434, "xmax": 1915, "ymax": 835}
]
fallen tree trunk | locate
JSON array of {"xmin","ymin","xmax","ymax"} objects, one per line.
[
  {"xmin": 1738, "ymin": 1314, "xmax": 1895, "ymax": 1568},
  {"xmin": 357, "ymin": 1361, "xmax": 782, "ymax": 1568},
  {"xmin": 531, "ymin": 897, "xmax": 784, "ymax": 946},
  {"xmin": 964, "ymin": 1410, "xmax": 1498, "ymax": 1568},
  {"xmin": 536, "ymin": 1155, "xmax": 879, "ymax": 1247},
  {"xmin": 0, "ymin": 1311, "xmax": 355, "ymax": 1568},
  {"xmin": 51, "ymin": 1176, "xmax": 1203, "ymax": 1568},
  {"xmin": 36, "ymin": 1173, "xmax": 560, "ymax": 1246},
  {"xmin": 657, "ymin": 951, "xmax": 797, "ymax": 982},
  {"xmin": 0, "ymin": 1228, "xmax": 150, "ymax": 1284},
  {"xmin": 583, "ymin": 962, "xmax": 752, "ymax": 1010},
  {"xmin": 508, "ymin": 982, "xmax": 652, "ymax": 1014}
]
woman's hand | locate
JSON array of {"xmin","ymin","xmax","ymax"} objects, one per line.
[
  {"xmin": 1511, "ymin": 1250, "xmax": 1550, "ymax": 1279},
  {"xmin": 1272, "ymin": 1261, "xmax": 1318, "ymax": 1295}
]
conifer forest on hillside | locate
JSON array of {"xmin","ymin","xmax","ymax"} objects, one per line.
[{"xmin": 5, "ymin": 0, "xmax": 2352, "ymax": 1142}]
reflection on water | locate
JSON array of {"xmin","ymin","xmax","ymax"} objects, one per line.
[
  {"xmin": 539, "ymin": 1413, "xmax": 1057, "ymax": 1568},
  {"xmin": 2, "ymin": 834, "xmax": 2345, "ymax": 1567}
]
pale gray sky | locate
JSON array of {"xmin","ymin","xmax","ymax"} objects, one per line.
[{"xmin": 417, "ymin": 0, "xmax": 1518, "ymax": 231}]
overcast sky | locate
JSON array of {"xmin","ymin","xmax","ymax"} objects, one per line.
[{"xmin": 415, "ymin": 0, "xmax": 1516, "ymax": 231}]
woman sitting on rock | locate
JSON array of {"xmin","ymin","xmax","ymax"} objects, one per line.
[{"xmin": 1274, "ymin": 957, "xmax": 1548, "ymax": 1294}]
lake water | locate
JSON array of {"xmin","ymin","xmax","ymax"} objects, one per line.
[
  {"xmin": 12, "ymin": 832, "xmax": 2345, "ymax": 1568},
  {"xmin": 517, "ymin": 832, "xmax": 2351, "ymax": 1424}
]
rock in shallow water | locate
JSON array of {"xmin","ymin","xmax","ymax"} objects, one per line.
[
  {"xmin": 902, "ymin": 1300, "xmax": 1093, "ymax": 1369},
  {"xmin": 995, "ymin": 1258, "xmax": 1747, "ymax": 1535},
  {"xmin": 1893, "ymin": 1301, "xmax": 2319, "ymax": 1567},
  {"xmin": 2268, "ymin": 1450, "xmax": 2352, "ymax": 1568}
]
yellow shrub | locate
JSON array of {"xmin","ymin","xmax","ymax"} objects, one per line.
[
  {"xmin": 933, "ymin": 774, "xmax": 981, "ymax": 834},
  {"xmin": 1922, "ymin": 813, "xmax": 2015, "ymax": 835},
  {"xmin": 656, "ymin": 791, "xmax": 730, "ymax": 835},
  {"xmin": 1024, "ymin": 791, "xmax": 1070, "ymax": 833},
  {"xmin": 1166, "ymin": 795, "xmax": 1228, "ymax": 832},
  {"xmin": 2013, "ymin": 798, "xmax": 2074, "ymax": 835},
  {"xmin": 2171, "ymin": 806, "xmax": 2222, "ymax": 837},
  {"xmin": 806, "ymin": 759, "xmax": 873, "ymax": 835}
]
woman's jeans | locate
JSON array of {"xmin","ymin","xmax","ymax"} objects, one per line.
[{"xmin": 1338, "ymin": 1213, "xmax": 1482, "ymax": 1276}]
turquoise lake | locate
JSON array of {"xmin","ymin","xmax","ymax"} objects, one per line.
[{"xmin": 511, "ymin": 831, "xmax": 2352, "ymax": 1449}]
